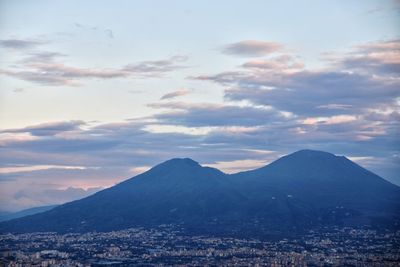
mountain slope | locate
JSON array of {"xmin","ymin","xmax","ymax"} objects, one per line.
[
  {"xmin": 0, "ymin": 150, "xmax": 399, "ymax": 234},
  {"xmin": 0, "ymin": 205, "xmax": 58, "ymax": 222}
]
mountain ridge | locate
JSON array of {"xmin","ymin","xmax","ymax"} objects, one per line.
[{"xmin": 1, "ymin": 149, "xmax": 399, "ymax": 235}]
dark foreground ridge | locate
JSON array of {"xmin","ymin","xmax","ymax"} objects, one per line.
[{"xmin": 0, "ymin": 149, "xmax": 399, "ymax": 235}]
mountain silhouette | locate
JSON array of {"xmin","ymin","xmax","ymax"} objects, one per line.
[{"xmin": 1, "ymin": 150, "xmax": 399, "ymax": 235}]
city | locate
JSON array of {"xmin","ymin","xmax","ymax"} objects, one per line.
[
  {"xmin": 1, "ymin": 225, "xmax": 399, "ymax": 266},
  {"xmin": 1, "ymin": 1, "xmax": 399, "ymax": 266}
]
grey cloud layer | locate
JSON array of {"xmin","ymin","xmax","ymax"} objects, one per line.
[
  {"xmin": 221, "ymin": 71, "xmax": 398, "ymax": 116},
  {"xmin": 198, "ymin": 40, "xmax": 399, "ymax": 117},
  {"xmin": 150, "ymin": 102, "xmax": 286, "ymax": 127}
]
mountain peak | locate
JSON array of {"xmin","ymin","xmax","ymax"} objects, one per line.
[
  {"xmin": 272, "ymin": 149, "xmax": 343, "ymax": 168},
  {"xmin": 291, "ymin": 149, "xmax": 336, "ymax": 157},
  {"xmin": 157, "ymin": 157, "xmax": 201, "ymax": 168}
]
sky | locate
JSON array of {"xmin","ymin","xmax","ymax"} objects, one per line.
[{"xmin": 0, "ymin": 0, "xmax": 399, "ymax": 211}]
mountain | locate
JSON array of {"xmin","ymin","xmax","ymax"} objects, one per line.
[
  {"xmin": 0, "ymin": 205, "xmax": 58, "ymax": 222},
  {"xmin": 229, "ymin": 150, "xmax": 400, "ymax": 230},
  {"xmin": 0, "ymin": 150, "xmax": 399, "ymax": 235}
]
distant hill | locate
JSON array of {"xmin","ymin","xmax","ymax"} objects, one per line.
[
  {"xmin": 1, "ymin": 150, "xmax": 399, "ymax": 235},
  {"xmin": 0, "ymin": 205, "xmax": 58, "ymax": 222}
]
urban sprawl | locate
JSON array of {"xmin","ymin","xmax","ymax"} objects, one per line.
[{"xmin": 1, "ymin": 226, "xmax": 399, "ymax": 266}]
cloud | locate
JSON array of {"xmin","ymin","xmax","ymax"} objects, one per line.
[
  {"xmin": 9, "ymin": 186, "xmax": 102, "ymax": 211},
  {"xmin": 74, "ymin": 23, "xmax": 84, "ymax": 28},
  {"xmin": 122, "ymin": 55, "xmax": 188, "ymax": 77},
  {"xmin": 22, "ymin": 51, "xmax": 66, "ymax": 63},
  {"xmin": 222, "ymin": 40, "xmax": 283, "ymax": 57},
  {"xmin": 0, "ymin": 165, "xmax": 88, "ymax": 174},
  {"xmin": 1, "ymin": 63, "xmax": 128, "ymax": 86},
  {"xmin": 241, "ymin": 55, "xmax": 304, "ymax": 71},
  {"xmin": 205, "ymin": 158, "xmax": 274, "ymax": 174},
  {"xmin": 196, "ymin": 40, "xmax": 400, "ymax": 117},
  {"xmin": 150, "ymin": 101, "xmax": 286, "ymax": 127},
  {"xmin": 13, "ymin": 88, "xmax": 24, "ymax": 93},
  {"xmin": 105, "ymin": 29, "xmax": 114, "ymax": 39},
  {"xmin": 365, "ymin": 6, "xmax": 384, "ymax": 14},
  {"xmin": 0, "ymin": 54, "xmax": 188, "ymax": 86},
  {"xmin": 0, "ymin": 39, "xmax": 44, "ymax": 50},
  {"xmin": 301, "ymin": 115, "xmax": 358, "ymax": 125},
  {"xmin": 336, "ymin": 39, "xmax": 400, "ymax": 75},
  {"xmin": 2, "ymin": 120, "xmax": 85, "ymax": 136},
  {"xmin": 220, "ymin": 71, "xmax": 398, "ymax": 116},
  {"xmin": 160, "ymin": 89, "xmax": 190, "ymax": 100}
]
